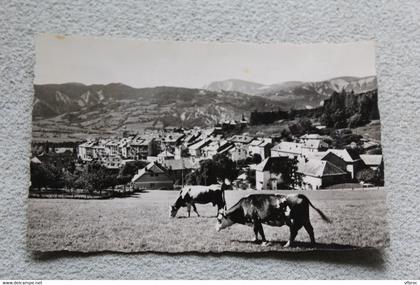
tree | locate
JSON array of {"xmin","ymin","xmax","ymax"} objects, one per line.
[
  {"xmin": 236, "ymin": 153, "xmax": 262, "ymax": 168},
  {"xmin": 299, "ymin": 118, "xmax": 313, "ymax": 132},
  {"xmin": 283, "ymin": 157, "xmax": 302, "ymax": 189},
  {"xmin": 281, "ymin": 129, "xmax": 292, "ymax": 141},
  {"xmin": 270, "ymin": 157, "xmax": 301, "ymax": 189},
  {"xmin": 320, "ymin": 113, "xmax": 333, "ymax": 128},
  {"xmin": 212, "ymin": 154, "xmax": 239, "ymax": 182},
  {"xmin": 30, "ymin": 162, "xmax": 63, "ymax": 190},
  {"xmin": 288, "ymin": 118, "xmax": 316, "ymax": 137},
  {"xmin": 356, "ymin": 168, "xmax": 380, "ymax": 185},
  {"xmin": 30, "ymin": 162, "xmax": 49, "ymax": 190},
  {"xmin": 331, "ymin": 109, "xmax": 347, "ymax": 129},
  {"xmin": 148, "ymin": 139, "xmax": 158, "ymax": 156},
  {"xmin": 185, "ymin": 154, "xmax": 239, "ymax": 186},
  {"xmin": 348, "ymin": 113, "xmax": 363, "ymax": 128},
  {"xmin": 250, "ymin": 153, "xmax": 262, "ymax": 164},
  {"xmin": 117, "ymin": 160, "xmax": 148, "ymax": 185},
  {"xmin": 199, "ymin": 159, "xmax": 215, "ymax": 185},
  {"xmin": 332, "ymin": 132, "xmax": 362, "ymax": 149},
  {"xmin": 76, "ymin": 162, "xmax": 118, "ymax": 195},
  {"xmin": 185, "ymin": 170, "xmax": 203, "ymax": 185},
  {"xmin": 62, "ymin": 170, "xmax": 76, "ymax": 190},
  {"xmin": 119, "ymin": 161, "xmax": 148, "ymax": 178}
]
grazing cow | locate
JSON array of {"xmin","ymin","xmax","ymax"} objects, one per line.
[
  {"xmin": 215, "ymin": 194, "xmax": 331, "ymax": 247},
  {"xmin": 169, "ymin": 185, "xmax": 226, "ymax": 218}
]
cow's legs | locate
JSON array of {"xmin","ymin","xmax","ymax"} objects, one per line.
[
  {"xmin": 258, "ymin": 223, "xmax": 266, "ymax": 242},
  {"xmin": 186, "ymin": 204, "xmax": 191, "ymax": 217},
  {"xmin": 252, "ymin": 223, "xmax": 260, "ymax": 243},
  {"xmin": 304, "ymin": 222, "xmax": 315, "ymax": 244},
  {"xmin": 192, "ymin": 203, "xmax": 200, "ymax": 217},
  {"xmin": 255, "ymin": 221, "xmax": 269, "ymax": 246},
  {"xmin": 284, "ymin": 225, "xmax": 299, "ymax": 248}
]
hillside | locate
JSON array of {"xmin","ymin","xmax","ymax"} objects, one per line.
[{"xmin": 32, "ymin": 83, "xmax": 288, "ymax": 141}]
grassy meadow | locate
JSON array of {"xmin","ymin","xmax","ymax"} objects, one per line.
[{"xmin": 27, "ymin": 189, "xmax": 389, "ymax": 253}]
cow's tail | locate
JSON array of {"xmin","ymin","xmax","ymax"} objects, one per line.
[{"xmin": 299, "ymin": 194, "xmax": 331, "ymax": 223}]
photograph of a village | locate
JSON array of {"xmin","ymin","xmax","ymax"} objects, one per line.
[{"xmin": 27, "ymin": 35, "xmax": 389, "ymax": 252}]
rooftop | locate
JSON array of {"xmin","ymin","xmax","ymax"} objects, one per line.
[
  {"xmin": 360, "ymin": 154, "xmax": 383, "ymax": 166},
  {"xmin": 298, "ymin": 159, "xmax": 347, "ymax": 177},
  {"xmin": 271, "ymin": 141, "xmax": 302, "ymax": 154},
  {"xmin": 327, "ymin": 149, "xmax": 361, "ymax": 162},
  {"xmin": 256, "ymin": 156, "xmax": 288, "ymax": 172}
]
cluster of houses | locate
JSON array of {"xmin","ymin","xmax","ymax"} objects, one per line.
[
  {"xmin": 267, "ymin": 133, "xmax": 383, "ymax": 190},
  {"xmin": 73, "ymin": 126, "xmax": 383, "ymax": 191}
]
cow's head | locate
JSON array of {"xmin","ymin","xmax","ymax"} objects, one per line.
[
  {"xmin": 169, "ymin": 205, "xmax": 179, "ymax": 218},
  {"xmin": 215, "ymin": 209, "xmax": 234, "ymax": 232}
]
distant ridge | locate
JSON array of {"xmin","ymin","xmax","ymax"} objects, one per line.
[
  {"xmin": 203, "ymin": 79, "xmax": 264, "ymax": 95},
  {"xmin": 204, "ymin": 76, "xmax": 377, "ymax": 107}
]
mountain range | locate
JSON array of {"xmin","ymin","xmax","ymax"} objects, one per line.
[
  {"xmin": 32, "ymin": 84, "xmax": 288, "ymax": 141},
  {"xmin": 204, "ymin": 76, "xmax": 377, "ymax": 108},
  {"xmin": 32, "ymin": 76, "xmax": 377, "ymax": 140}
]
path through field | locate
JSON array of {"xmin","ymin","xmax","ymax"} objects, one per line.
[{"xmin": 27, "ymin": 189, "xmax": 389, "ymax": 252}]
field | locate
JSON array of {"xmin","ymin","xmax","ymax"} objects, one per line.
[{"xmin": 27, "ymin": 189, "xmax": 389, "ymax": 253}]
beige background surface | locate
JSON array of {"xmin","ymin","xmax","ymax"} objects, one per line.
[{"xmin": 0, "ymin": 0, "xmax": 419, "ymax": 279}]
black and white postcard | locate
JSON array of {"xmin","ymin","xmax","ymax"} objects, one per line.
[{"xmin": 28, "ymin": 35, "xmax": 388, "ymax": 252}]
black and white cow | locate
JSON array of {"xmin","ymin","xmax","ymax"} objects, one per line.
[
  {"xmin": 169, "ymin": 185, "xmax": 226, "ymax": 218},
  {"xmin": 215, "ymin": 194, "xmax": 331, "ymax": 247}
]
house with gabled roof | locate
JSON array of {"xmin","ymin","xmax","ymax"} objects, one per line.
[
  {"xmin": 301, "ymin": 139, "xmax": 329, "ymax": 156},
  {"xmin": 327, "ymin": 148, "xmax": 363, "ymax": 179},
  {"xmin": 297, "ymin": 159, "xmax": 349, "ymax": 190},
  {"xmin": 131, "ymin": 162, "xmax": 173, "ymax": 190},
  {"xmin": 78, "ymin": 140, "xmax": 96, "ymax": 161},
  {"xmin": 271, "ymin": 141, "xmax": 303, "ymax": 158},
  {"xmin": 162, "ymin": 158, "xmax": 200, "ymax": 186}
]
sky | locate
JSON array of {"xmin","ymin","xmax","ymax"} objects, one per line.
[{"xmin": 35, "ymin": 34, "xmax": 376, "ymax": 88}]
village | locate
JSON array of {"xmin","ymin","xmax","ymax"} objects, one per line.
[{"xmin": 30, "ymin": 116, "xmax": 384, "ymax": 196}]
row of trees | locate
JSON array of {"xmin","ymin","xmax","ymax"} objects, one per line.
[
  {"xmin": 249, "ymin": 109, "xmax": 288, "ymax": 125},
  {"xmin": 30, "ymin": 160, "xmax": 149, "ymax": 195}
]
